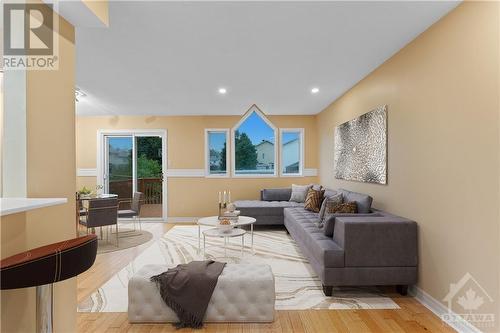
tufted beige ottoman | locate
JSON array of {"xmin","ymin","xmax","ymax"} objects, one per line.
[{"xmin": 128, "ymin": 264, "xmax": 275, "ymax": 323}]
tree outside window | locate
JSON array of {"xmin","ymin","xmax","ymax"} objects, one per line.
[
  {"xmin": 206, "ymin": 130, "xmax": 228, "ymax": 176},
  {"xmin": 233, "ymin": 107, "xmax": 276, "ymax": 176}
]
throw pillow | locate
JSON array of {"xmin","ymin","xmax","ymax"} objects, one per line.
[
  {"xmin": 338, "ymin": 189, "xmax": 373, "ymax": 214},
  {"xmin": 319, "ymin": 193, "xmax": 343, "ymax": 222},
  {"xmin": 304, "ymin": 188, "xmax": 325, "ymax": 213},
  {"xmin": 322, "ymin": 216, "xmax": 336, "ymax": 237},
  {"xmin": 327, "ymin": 201, "xmax": 358, "ymax": 214},
  {"xmin": 289, "ymin": 184, "xmax": 313, "ymax": 203}
]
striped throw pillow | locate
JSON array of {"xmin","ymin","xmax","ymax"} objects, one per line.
[
  {"xmin": 304, "ymin": 188, "xmax": 324, "ymax": 213},
  {"xmin": 327, "ymin": 201, "xmax": 358, "ymax": 214}
]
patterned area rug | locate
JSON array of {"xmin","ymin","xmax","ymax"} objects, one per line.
[
  {"xmin": 78, "ymin": 225, "xmax": 399, "ymax": 312},
  {"xmin": 79, "ymin": 228, "xmax": 153, "ymax": 254}
]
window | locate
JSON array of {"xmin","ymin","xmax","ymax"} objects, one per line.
[
  {"xmin": 232, "ymin": 105, "xmax": 277, "ymax": 177},
  {"xmin": 205, "ymin": 129, "xmax": 229, "ymax": 177},
  {"xmin": 280, "ymin": 128, "xmax": 304, "ymax": 176}
]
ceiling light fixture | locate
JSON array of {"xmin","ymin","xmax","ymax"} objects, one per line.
[
  {"xmin": 311, "ymin": 87, "xmax": 319, "ymax": 94},
  {"xmin": 218, "ymin": 88, "xmax": 227, "ymax": 94},
  {"xmin": 75, "ymin": 87, "xmax": 87, "ymax": 102}
]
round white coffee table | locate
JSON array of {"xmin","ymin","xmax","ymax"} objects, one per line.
[
  {"xmin": 202, "ymin": 228, "xmax": 246, "ymax": 258},
  {"xmin": 197, "ymin": 216, "xmax": 257, "ymax": 254}
]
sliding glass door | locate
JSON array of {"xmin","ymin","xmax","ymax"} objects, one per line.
[
  {"xmin": 106, "ymin": 136, "xmax": 134, "ymax": 206},
  {"xmin": 135, "ymin": 136, "xmax": 163, "ymax": 218},
  {"xmin": 103, "ymin": 132, "xmax": 165, "ymax": 219}
]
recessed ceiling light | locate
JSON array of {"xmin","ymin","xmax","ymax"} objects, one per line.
[
  {"xmin": 75, "ymin": 87, "xmax": 87, "ymax": 102},
  {"xmin": 218, "ymin": 88, "xmax": 227, "ymax": 94},
  {"xmin": 311, "ymin": 87, "xmax": 319, "ymax": 94}
]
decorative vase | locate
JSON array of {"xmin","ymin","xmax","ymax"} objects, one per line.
[{"xmin": 227, "ymin": 203, "xmax": 236, "ymax": 212}]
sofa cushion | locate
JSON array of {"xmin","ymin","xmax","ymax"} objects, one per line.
[
  {"xmin": 323, "ymin": 188, "xmax": 338, "ymax": 199},
  {"xmin": 289, "ymin": 184, "xmax": 312, "ymax": 203},
  {"xmin": 304, "ymin": 188, "xmax": 324, "ymax": 213},
  {"xmin": 311, "ymin": 184, "xmax": 323, "ymax": 191},
  {"xmin": 261, "ymin": 188, "xmax": 292, "ymax": 201},
  {"xmin": 339, "ymin": 189, "xmax": 373, "ymax": 214},
  {"xmin": 319, "ymin": 193, "xmax": 343, "ymax": 223},
  {"xmin": 234, "ymin": 200, "xmax": 303, "ymax": 217},
  {"xmin": 283, "ymin": 207, "xmax": 319, "ymax": 225},
  {"xmin": 284, "ymin": 208, "xmax": 344, "ymax": 268}
]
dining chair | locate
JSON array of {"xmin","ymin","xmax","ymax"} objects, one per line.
[
  {"xmin": 77, "ymin": 196, "xmax": 87, "ymax": 219},
  {"xmin": 118, "ymin": 192, "xmax": 144, "ymax": 231},
  {"xmin": 79, "ymin": 198, "xmax": 119, "ymax": 246}
]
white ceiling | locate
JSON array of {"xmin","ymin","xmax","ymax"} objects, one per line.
[{"xmin": 76, "ymin": 1, "xmax": 459, "ymax": 116}]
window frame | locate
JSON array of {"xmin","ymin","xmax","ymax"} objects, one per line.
[
  {"xmin": 231, "ymin": 105, "xmax": 278, "ymax": 178},
  {"xmin": 279, "ymin": 128, "xmax": 305, "ymax": 177},
  {"xmin": 205, "ymin": 128, "xmax": 230, "ymax": 178}
]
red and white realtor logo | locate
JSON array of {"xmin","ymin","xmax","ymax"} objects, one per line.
[{"xmin": 442, "ymin": 273, "xmax": 495, "ymax": 328}]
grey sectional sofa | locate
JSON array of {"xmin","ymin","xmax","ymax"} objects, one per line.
[
  {"xmin": 234, "ymin": 187, "xmax": 418, "ymax": 296},
  {"xmin": 235, "ymin": 188, "xmax": 302, "ymax": 225}
]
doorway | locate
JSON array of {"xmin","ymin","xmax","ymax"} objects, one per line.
[{"xmin": 98, "ymin": 130, "xmax": 167, "ymax": 220}]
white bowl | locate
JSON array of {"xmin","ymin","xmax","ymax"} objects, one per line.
[{"xmin": 217, "ymin": 223, "xmax": 234, "ymax": 232}]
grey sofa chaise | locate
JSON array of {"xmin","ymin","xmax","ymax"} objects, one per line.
[
  {"xmin": 234, "ymin": 187, "xmax": 418, "ymax": 296},
  {"xmin": 234, "ymin": 188, "xmax": 303, "ymax": 225}
]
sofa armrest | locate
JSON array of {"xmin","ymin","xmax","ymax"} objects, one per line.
[
  {"xmin": 323, "ymin": 212, "xmax": 381, "ymax": 237},
  {"xmin": 333, "ymin": 216, "xmax": 418, "ymax": 267}
]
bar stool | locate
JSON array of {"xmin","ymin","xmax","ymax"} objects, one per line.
[{"xmin": 0, "ymin": 235, "xmax": 98, "ymax": 333}]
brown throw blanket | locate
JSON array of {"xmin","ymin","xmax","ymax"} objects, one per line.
[{"xmin": 150, "ymin": 260, "xmax": 226, "ymax": 329}]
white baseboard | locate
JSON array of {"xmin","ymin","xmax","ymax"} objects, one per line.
[
  {"xmin": 166, "ymin": 217, "xmax": 199, "ymax": 223},
  {"xmin": 410, "ymin": 285, "xmax": 482, "ymax": 333}
]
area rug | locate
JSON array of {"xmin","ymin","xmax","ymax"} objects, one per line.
[
  {"xmin": 78, "ymin": 225, "xmax": 399, "ymax": 312},
  {"xmin": 79, "ymin": 228, "xmax": 153, "ymax": 254}
]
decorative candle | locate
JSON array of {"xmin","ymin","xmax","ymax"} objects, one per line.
[
  {"xmin": 218, "ymin": 191, "xmax": 221, "ymax": 204},
  {"xmin": 223, "ymin": 191, "xmax": 227, "ymax": 204},
  {"xmin": 228, "ymin": 190, "xmax": 231, "ymax": 203}
]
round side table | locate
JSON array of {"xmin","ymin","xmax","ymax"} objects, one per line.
[{"xmin": 202, "ymin": 227, "xmax": 246, "ymax": 259}]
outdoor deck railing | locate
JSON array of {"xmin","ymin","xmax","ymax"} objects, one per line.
[{"xmin": 109, "ymin": 177, "xmax": 162, "ymax": 207}]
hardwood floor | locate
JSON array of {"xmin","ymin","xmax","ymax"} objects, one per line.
[
  {"xmin": 77, "ymin": 223, "xmax": 455, "ymax": 333},
  {"xmin": 77, "ymin": 222, "xmax": 172, "ymax": 303}
]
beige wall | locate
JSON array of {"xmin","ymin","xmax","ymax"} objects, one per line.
[
  {"xmin": 76, "ymin": 114, "xmax": 318, "ymax": 216},
  {"xmin": 317, "ymin": 2, "xmax": 499, "ymax": 330},
  {"xmin": 0, "ymin": 10, "xmax": 77, "ymax": 333}
]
